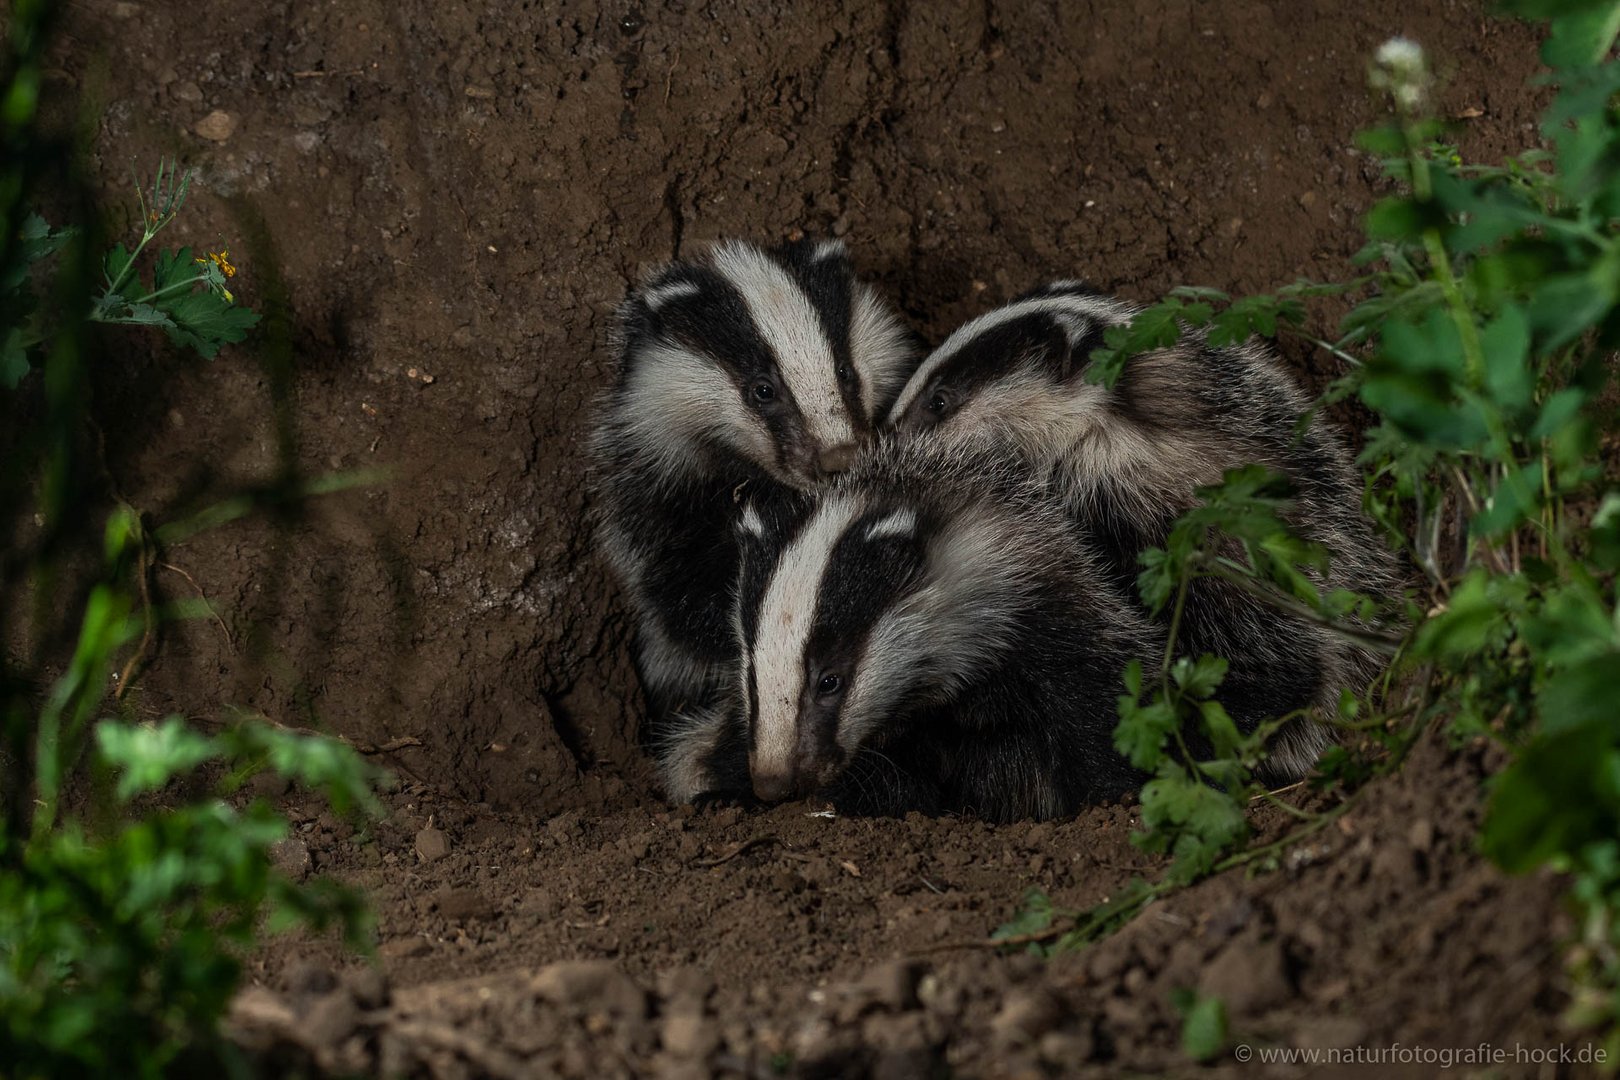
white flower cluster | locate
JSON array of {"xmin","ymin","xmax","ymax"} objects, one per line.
[{"xmin": 1370, "ymin": 36, "xmax": 1429, "ymax": 112}]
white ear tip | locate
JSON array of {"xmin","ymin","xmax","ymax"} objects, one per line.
[
  {"xmin": 813, "ymin": 238, "xmax": 847, "ymax": 262},
  {"xmin": 865, "ymin": 508, "xmax": 917, "ymax": 541}
]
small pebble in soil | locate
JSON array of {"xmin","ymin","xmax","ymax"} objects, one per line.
[
  {"xmin": 1199, "ymin": 934, "xmax": 1293, "ymax": 1016},
  {"xmin": 991, "ymin": 988, "xmax": 1067, "ymax": 1044},
  {"xmin": 414, "ymin": 824, "xmax": 450, "ymax": 861},
  {"xmin": 194, "ymin": 109, "xmax": 238, "ymax": 142},
  {"xmin": 268, "ymin": 837, "xmax": 311, "ymax": 881},
  {"xmin": 661, "ymin": 1011, "xmax": 721, "ymax": 1058}
]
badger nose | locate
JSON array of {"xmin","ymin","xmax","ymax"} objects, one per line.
[
  {"xmin": 752, "ymin": 769, "xmax": 796, "ymax": 803},
  {"xmin": 816, "ymin": 443, "xmax": 857, "ymax": 476}
]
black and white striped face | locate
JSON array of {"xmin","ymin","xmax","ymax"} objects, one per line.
[
  {"xmin": 732, "ymin": 479, "xmax": 1039, "ymax": 803},
  {"xmin": 885, "ymin": 282, "xmax": 1133, "ymax": 441},
  {"xmin": 615, "ymin": 238, "xmax": 917, "ymax": 488}
]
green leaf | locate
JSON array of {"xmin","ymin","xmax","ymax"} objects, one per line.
[
  {"xmin": 1530, "ymin": 387, "xmax": 1588, "ymax": 440},
  {"xmin": 1537, "ymin": 654, "xmax": 1620, "ymax": 734},
  {"xmin": 1479, "ymin": 305, "xmax": 1534, "ymax": 412},
  {"xmin": 120, "ymin": 303, "xmax": 174, "ymax": 327},
  {"xmin": 222, "ymin": 721, "xmax": 386, "ymax": 818},
  {"xmin": 1198, "ymin": 699, "xmax": 1246, "ymax": 760},
  {"xmin": 103, "ymin": 243, "xmax": 134, "ymax": 288},
  {"xmin": 1114, "ymin": 698, "xmax": 1180, "ymax": 771},
  {"xmin": 1173, "ymin": 989, "xmax": 1230, "ymax": 1063},
  {"xmin": 1589, "ymin": 493, "xmax": 1620, "ymax": 571},
  {"xmin": 1529, "ymin": 269, "xmax": 1616, "ymax": 351},
  {"xmin": 152, "ymin": 246, "xmax": 197, "ymax": 293},
  {"xmin": 1355, "ymin": 124, "xmax": 1406, "ymax": 156},
  {"xmin": 1541, "ymin": 4, "xmax": 1620, "ymax": 68},
  {"xmin": 1470, "ymin": 460, "xmax": 1544, "ymax": 537},
  {"xmin": 96, "ymin": 718, "xmax": 220, "ymax": 801},
  {"xmin": 1, "ymin": 333, "xmax": 30, "ymax": 388},
  {"xmin": 1360, "ymin": 311, "xmax": 1488, "ymax": 450},
  {"xmin": 991, "ymin": 888, "xmax": 1053, "ymax": 941},
  {"xmin": 1171, "ymin": 655, "xmax": 1229, "ymax": 700},
  {"xmin": 154, "ymin": 291, "xmax": 260, "ymax": 359},
  {"xmin": 1365, "ymin": 196, "xmax": 1426, "ymax": 241},
  {"xmin": 1481, "ymin": 721, "xmax": 1620, "ymax": 874},
  {"xmin": 1169, "ymin": 285, "xmax": 1230, "ymax": 303},
  {"xmin": 1412, "ymin": 571, "xmax": 1519, "ymax": 658},
  {"xmin": 1137, "ymin": 771, "xmax": 1249, "ymax": 874},
  {"xmin": 1122, "ymin": 658, "xmax": 1144, "ymax": 700},
  {"xmin": 1086, "ymin": 302, "xmax": 1191, "ymax": 388},
  {"xmin": 1135, "ymin": 547, "xmax": 1176, "ymax": 612},
  {"xmin": 7, "ymin": 213, "xmax": 75, "ymax": 290}
]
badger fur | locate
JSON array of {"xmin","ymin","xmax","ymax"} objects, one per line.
[
  {"xmin": 590, "ymin": 237, "xmax": 918, "ymax": 737},
  {"xmin": 886, "ymin": 281, "xmax": 1400, "ymax": 781},
  {"xmin": 658, "ymin": 437, "xmax": 1162, "ymax": 822}
]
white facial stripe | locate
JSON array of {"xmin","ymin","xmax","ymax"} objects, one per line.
[
  {"xmin": 750, "ymin": 494, "xmax": 865, "ymax": 775},
  {"xmin": 849, "ymin": 284, "xmax": 914, "ymax": 420},
  {"xmin": 885, "ymin": 292, "xmax": 1138, "ymax": 423},
  {"xmin": 739, "ymin": 502, "xmax": 765, "ymax": 538},
  {"xmin": 865, "ymin": 508, "xmax": 916, "ymax": 541},
  {"xmin": 640, "ymin": 279, "xmax": 701, "ymax": 311},
  {"xmin": 622, "ymin": 342, "xmax": 774, "ymax": 476},
  {"xmin": 710, "ymin": 241, "xmax": 853, "ymax": 449}
]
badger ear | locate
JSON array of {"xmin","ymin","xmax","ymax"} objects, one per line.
[
  {"xmin": 811, "ymin": 237, "xmax": 849, "ymax": 264},
  {"xmin": 736, "ymin": 501, "xmax": 767, "ymax": 541},
  {"xmin": 637, "ymin": 275, "xmax": 703, "ymax": 314},
  {"xmin": 1048, "ymin": 312, "xmax": 1108, "ymax": 381},
  {"xmin": 864, "ymin": 507, "xmax": 918, "ymax": 543}
]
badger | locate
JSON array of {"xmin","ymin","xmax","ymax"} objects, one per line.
[
  {"xmin": 885, "ymin": 281, "xmax": 1401, "ymax": 781},
  {"xmin": 657, "ymin": 437, "xmax": 1162, "ymax": 822},
  {"xmin": 589, "ymin": 237, "xmax": 919, "ymax": 741}
]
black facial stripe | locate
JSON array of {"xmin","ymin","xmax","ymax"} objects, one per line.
[
  {"xmin": 773, "ymin": 238, "xmax": 863, "ymax": 430},
  {"xmin": 647, "ymin": 266, "xmax": 777, "ymax": 381},
  {"xmin": 637, "ymin": 262, "xmax": 817, "ymax": 469},
  {"xmin": 805, "ymin": 505, "xmax": 927, "ymax": 679},
  {"xmin": 932, "ymin": 311, "xmax": 1100, "ymax": 401}
]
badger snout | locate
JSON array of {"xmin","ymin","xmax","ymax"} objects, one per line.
[
  {"xmin": 816, "ymin": 442, "xmax": 857, "ymax": 476},
  {"xmin": 751, "ymin": 768, "xmax": 799, "ymax": 803},
  {"xmin": 752, "ymin": 749, "xmax": 846, "ymax": 803}
]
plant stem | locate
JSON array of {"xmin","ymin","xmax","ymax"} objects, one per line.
[
  {"xmin": 1161, "ymin": 568, "xmax": 1193, "ymax": 682},
  {"xmin": 1201, "ymin": 558, "xmax": 1405, "ymax": 654},
  {"xmin": 103, "ymin": 224, "xmax": 157, "ymax": 300},
  {"xmin": 126, "ymin": 271, "xmax": 207, "ymax": 308}
]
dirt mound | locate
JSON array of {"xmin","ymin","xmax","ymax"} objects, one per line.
[
  {"xmin": 47, "ymin": 0, "xmax": 1586, "ymax": 1075},
  {"xmin": 228, "ymin": 729, "xmax": 1569, "ymax": 1076}
]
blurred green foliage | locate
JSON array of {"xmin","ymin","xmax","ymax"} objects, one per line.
[{"xmin": 1, "ymin": 2, "xmax": 381, "ymax": 1074}]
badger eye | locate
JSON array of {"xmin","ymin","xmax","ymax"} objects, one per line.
[
  {"xmin": 926, "ymin": 390, "xmax": 950, "ymax": 415},
  {"xmin": 836, "ymin": 362, "xmax": 855, "ymax": 384},
  {"xmin": 816, "ymin": 673, "xmax": 843, "ymax": 696},
  {"xmin": 752, "ymin": 381, "xmax": 776, "ymax": 403}
]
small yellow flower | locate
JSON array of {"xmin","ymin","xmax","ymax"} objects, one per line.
[{"xmin": 195, "ymin": 248, "xmax": 237, "ymax": 278}]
